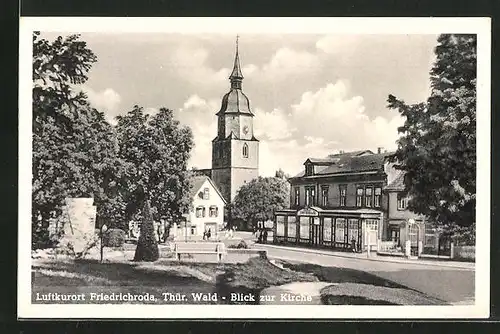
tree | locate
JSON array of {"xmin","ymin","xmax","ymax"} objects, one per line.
[
  {"xmin": 115, "ymin": 106, "xmax": 194, "ymax": 224},
  {"xmin": 32, "ymin": 33, "xmax": 128, "ymax": 248},
  {"xmin": 387, "ymin": 34, "xmax": 476, "ymax": 231},
  {"xmin": 231, "ymin": 176, "xmax": 290, "ymax": 227},
  {"xmin": 133, "ymin": 200, "xmax": 159, "ymax": 261}
]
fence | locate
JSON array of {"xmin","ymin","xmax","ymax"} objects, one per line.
[{"xmin": 377, "ymin": 240, "xmax": 403, "ymax": 254}]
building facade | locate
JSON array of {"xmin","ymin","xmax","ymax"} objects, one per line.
[
  {"xmin": 173, "ymin": 175, "xmax": 226, "ymax": 240},
  {"xmin": 274, "ymin": 149, "xmax": 431, "ymax": 253},
  {"xmin": 210, "ymin": 38, "xmax": 259, "ymax": 204}
]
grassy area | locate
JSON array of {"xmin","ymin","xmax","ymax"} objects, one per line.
[
  {"xmin": 32, "ymin": 256, "xmax": 316, "ymax": 305},
  {"xmin": 32, "ymin": 247, "xmax": 446, "ymax": 305}
]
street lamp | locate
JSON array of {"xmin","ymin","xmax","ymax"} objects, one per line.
[
  {"xmin": 100, "ymin": 223, "xmax": 108, "ymax": 263},
  {"xmin": 182, "ymin": 213, "xmax": 190, "ymax": 243}
]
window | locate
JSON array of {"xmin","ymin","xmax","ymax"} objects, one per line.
[
  {"xmin": 305, "ymin": 186, "xmax": 315, "ymax": 206},
  {"xmin": 356, "ymin": 187, "xmax": 364, "ymax": 207},
  {"xmin": 335, "ymin": 218, "xmax": 346, "ymax": 242},
  {"xmin": 323, "ymin": 218, "xmax": 333, "ymax": 242},
  {"xmin": 397, "ymin": 194, "xmax": 408, "ymax": 210},
  {"xmin": 321, "ymin": 186, "xmax": 329, "ymax": 207},
  {"xmin": 339, "ymin": 185, "xmax": 347, "ymax": 207},
  {"xmin": 305, "ymin": 164, "xmax": 314, "ymax": 176},
  {"xmin": 374, "ymin": 187, "xmax": 382, "ymax": 207},
  {"xmin": 294, "ymin": 187, "xmax": 300, "ymax": 206},
  {"xmin": 209, "ymin": 206, "xmax": 218, "ymax": 217},
  {"xmin": 276, "ymin": 216, "xmax": 285, "ymax": 237},
  {"xmin": 203, "ymin": 187, "xmax": 209, "ymax": 200},
  {"xmin": 195, "ymin": 206, "xmax": 205, "ymax": 218},
  {"xmin": 365, "ymin": 187, "xmax": 373, "ymax": 207},
  {"xmin": 242, "ymin": 143, "xmax": 248, "ymax": 158}
]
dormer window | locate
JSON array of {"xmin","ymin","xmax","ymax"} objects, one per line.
[
  {"xmin": 305, "ymin": 164, "xmax": 314, "ymax": 176},
  {"xmin": 203, "ymin": 188, "xmax": 209, "ymax": 200},
  {"xmin": 242, "ymin": 143, "xmax": 248, "ymax": 158}
]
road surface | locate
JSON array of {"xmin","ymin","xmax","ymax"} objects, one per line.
[{"xmin": 254, "ymin": 243, "xmax": 475, "ymax": 304}]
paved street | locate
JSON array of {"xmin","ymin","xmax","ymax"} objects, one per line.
[{"xmin": 253, "ymin": 243, "xmax": 475, "ymax": 304}]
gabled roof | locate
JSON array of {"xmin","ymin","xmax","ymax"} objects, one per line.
[
  {"xmin": 384, "ymin": 171, "xmax": 406, "ymax": 191},
  {"xmin": 292, "ymin": 150, "xmax": 394, "ymax": 178},
  {"xmin": 190, "ymin": 175, "xmax": 227, "ymax": 204}
]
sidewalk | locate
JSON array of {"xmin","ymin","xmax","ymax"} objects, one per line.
[{"xmin": 253, "ymin": 243, "xmax": 475, "ymax": 270}]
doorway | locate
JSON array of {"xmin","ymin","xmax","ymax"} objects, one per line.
[{"xmin": 310, "ymin": 217, "xmax": 321, "ymax": 246}]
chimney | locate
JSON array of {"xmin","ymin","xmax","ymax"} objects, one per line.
[{"xmin": 377, "ymin": 147, "xmax": 382, "ymax": 154}]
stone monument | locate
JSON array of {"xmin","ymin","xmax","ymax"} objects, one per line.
[{"xmin": 58, "ymin": 197, "xmax": 98, "ymax": 256}]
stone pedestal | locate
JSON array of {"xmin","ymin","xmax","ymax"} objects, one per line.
[{"xmin": 59, "ymin": 197, "xmax": 98, "ymax": 255}]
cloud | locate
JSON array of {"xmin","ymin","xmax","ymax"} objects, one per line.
[
  {"xmin": 174, "ymin": 95, "xmax": 219, "ymax": 169},
  {"xmin": 169, "ymin": 46, "xmax": 229, "ymax": 90},
  {"xmin": 253, "ymin": 107, "xmax": 294, "ymax": 141},
  {"xmin": 244, "ymin": 47, "xmax": 320, "ymax": 83},
  {"xmin": 84, "ymin": 87, "xmax": 122, "ymax": 118},
  {"xmin": 256, "ymin": 80, "xmax": 405, "ymax": 176}
]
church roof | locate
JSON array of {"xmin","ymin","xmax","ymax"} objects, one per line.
[
  {"xmin": 229, "ymin": 37, "xmax": 243, "ymax": 80},
  {"xmin": 216, "ymin": 36, "xmax": 254, "ymax": 117},
  {"xmin": 216, "ymin": 89, "xmax": 253, "ymax": 116}
]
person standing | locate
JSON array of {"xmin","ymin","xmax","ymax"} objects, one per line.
[
  {"xmin": 263, "ymin": 228, "xmax": 268, "ymax": 244},
  {"xmin": 207, "ymin": 228, "xmax": 211, "ymax": 240}
]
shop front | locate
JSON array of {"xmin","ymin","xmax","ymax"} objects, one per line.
[{"xmin": 274, "ymin": 207, "xmax": 383, "ymax": 252}]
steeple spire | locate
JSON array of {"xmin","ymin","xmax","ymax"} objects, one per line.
[{"xmin": 229, "ymin": 35, "xmax": 243, "ymax": 89}]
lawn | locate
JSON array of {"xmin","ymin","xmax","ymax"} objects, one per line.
[
  {"xmin": 31, "ymin": 255, "xmax": 316, "ymax": 305},
  {"xmin": 32, "ymin": 247, "xmax": 446, "ymax": 305}
]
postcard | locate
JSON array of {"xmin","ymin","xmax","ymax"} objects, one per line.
[{"xmin": 19, "ymin": 17, "xmax": 490, "ymax": 319}]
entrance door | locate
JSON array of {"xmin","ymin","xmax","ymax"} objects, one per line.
[
  {"xmin": 408, "ymin": 223, "xmax": 419, "ymax": 256},
  {"xmin": 310, "ymin": 218, "xmax": 321, "ymax": 246}
]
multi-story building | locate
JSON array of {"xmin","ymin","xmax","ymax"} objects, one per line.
[
  {"xmin": 173, "ymin": 175, "xmax": 226, "ymax": 240},
  {"xmin": 274, "ymin": 149, "xmax": 431, "ymax": 253}
]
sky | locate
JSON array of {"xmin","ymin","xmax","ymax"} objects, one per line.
[{"xmin": 40, "ymin": 32, "xmax": 439, "ymax": 177}]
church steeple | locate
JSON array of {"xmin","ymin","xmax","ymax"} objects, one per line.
[{"xmin": 229, "ymin": 35, "xmax": 243, "ymax": 89}]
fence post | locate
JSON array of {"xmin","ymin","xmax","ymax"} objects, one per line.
[
  {"xmin": 450, "ymin": 242, "xmax": 455, "ymax": 259},
  {"xmin": 418, "ymin": 240, "xmax": 423, "ymax": 257},
  {"xmin": 405, "ymin": 240, "xmax": 411, "ymax": 257}
]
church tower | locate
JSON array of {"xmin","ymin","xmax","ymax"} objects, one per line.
[{"xmin": 211, "ymin": 37, "xmax": 259, "ymax": 204}]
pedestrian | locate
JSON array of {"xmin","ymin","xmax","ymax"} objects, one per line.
[
  {"xmin": 207, "ymin": 228, "xmax": 211, "ymax": 240},
  {"xmin": 263, "ymin": 228, "xmax": 268, "ymax": 244},
  {"xmin": 351, "ymin": 238, "xmax": 357, "ymax": 252},
  {"xmin": 229, "ymin": 226, "xmax": 234, "ymax": 239}
]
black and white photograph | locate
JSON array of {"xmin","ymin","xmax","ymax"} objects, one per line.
[{"xmin": 18, "ymin": 17, "xmax": 491, "ymax": 319}]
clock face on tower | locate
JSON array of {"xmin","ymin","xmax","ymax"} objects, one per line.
[{"xmin": 242, "ymin": 126, "xmax": 249, "ymax": 135}]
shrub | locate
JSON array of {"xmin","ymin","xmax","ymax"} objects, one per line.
[
  {"xmin": 103, "ymin": 228, "xmax": 127, "ymax": 248},
  {"xmin": 236, "ymin": 240, "xmax": 249, "ymax": 249},
  {"xmin": 133, "ymin": 200, "xmax": 159, "ymax": 262}
]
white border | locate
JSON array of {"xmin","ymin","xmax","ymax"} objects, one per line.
[{"xmin": 19, "ymin": 17, "xmax": 491, "ymax": 319}]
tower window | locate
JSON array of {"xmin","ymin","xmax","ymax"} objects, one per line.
[{"xmin": 242, "ymin": 143, "xmax": 249, "ymax": 158}]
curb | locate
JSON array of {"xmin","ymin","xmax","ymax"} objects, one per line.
[{"xmin": 254, "ymin": 244, "xmax": 475, "ymax": 270}]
